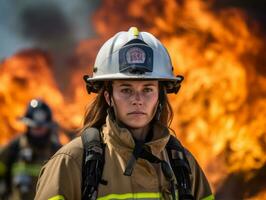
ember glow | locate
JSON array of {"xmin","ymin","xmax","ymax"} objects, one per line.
[{"xmin": 0, "ymin": 0, "xmax": 265, "ymax": 198}]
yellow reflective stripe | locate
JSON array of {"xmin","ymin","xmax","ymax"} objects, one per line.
[
  {"xmin": 0, "ymin": 162, "xmax": 7, "ymax": 176},
  {"xmin": 98, "ymin": 192, "xmax": 162, "ymax": 200},
  {"xmin": 11, "ymin": 162, "xmax": 42, "ymax": 177},
  {"xmin": 202, "ymin": 194, "xmax": 215, "ymax": 200},
  {"xmin": 48, "ymin": 195, "xmax": 65, "ymax": 200}
]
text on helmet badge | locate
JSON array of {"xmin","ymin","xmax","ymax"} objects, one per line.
[{"xmin": 126, "ymin": 47, "xmax": 146, "ymax": 64}]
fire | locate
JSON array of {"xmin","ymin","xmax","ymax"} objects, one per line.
[
  {"xmin": 0, "ymin": 0, "xmax": 265, "ymax": 198},
  {"xmin": 0, "ymin": 50, "xmax": 61, "ymax": 143},
  {"xmin": 156, "ymin": 1, "xmax": 265, "ymax": 172},
  {"xmin": 0, "ymin": 49, "xmax": 93, "ymax": 144}
]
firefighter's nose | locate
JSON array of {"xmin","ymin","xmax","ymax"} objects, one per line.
[{"xmin": 132, "ymin": 92, "xmax": 142, "ymax": 105}]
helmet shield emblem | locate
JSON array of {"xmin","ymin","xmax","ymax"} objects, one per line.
[
  {"xmin": 126, "ymin": 47, "xmax": 146, "ymax": 64},
  {"xmin": 119, "ymin": 44, "xmax": 153, "ymax": 74}
]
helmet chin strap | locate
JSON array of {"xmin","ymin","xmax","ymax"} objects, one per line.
[
  {"xmin": 106, "ymin": 89, "xmax": 120, "ymax": 124},
  {"xmin": 155, "ymin": 102, "xmax": 162, "ymax": 121},
  {"xmin": 109, "ymin": 97, "xmax": 124, "ymax": 126},
  {"xmin": 155, "ymin": 83, "xmax": 165, "ymax": 122}
]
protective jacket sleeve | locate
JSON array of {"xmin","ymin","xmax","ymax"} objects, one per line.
[
  {"xmin": 185, "ymin": 149, "xmax": 215, "ymax": 200},
  {"xmin": 34, "ymin": 138, "xmax": 83, "ymax": 200}
]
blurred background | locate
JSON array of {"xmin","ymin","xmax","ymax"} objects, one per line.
[{"xmin": 0, "ymin": 0, "xmax": 265, "ymax": 199}]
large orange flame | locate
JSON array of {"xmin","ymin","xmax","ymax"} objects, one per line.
[
  {"xmin": 0, "ymin": 49, "xmax": 94, "ymax": 144},
  {"xmin": 0, "ymin": 50, "xmax": 63, "ymax": 143},
  {"xmin": 0, "ymin": 0, "xmax": 265, "ymax": 198}
]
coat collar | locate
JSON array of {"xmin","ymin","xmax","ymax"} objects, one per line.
[{"xmin": 102, "ymin": 115, "xmax": 171, "ymax": 156}]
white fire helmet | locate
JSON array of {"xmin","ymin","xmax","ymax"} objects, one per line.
[{"xmin": 84, "ymin": 27, "xmax": 183, "ymax": 94}]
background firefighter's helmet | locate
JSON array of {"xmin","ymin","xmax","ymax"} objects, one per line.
[
  {"xmin": 84, "ymin": 27, "xmax": 184, "ymax": 94},
  {"xmin": 20, "ymin": 99, "xmax": 53, "ymax": 128}
]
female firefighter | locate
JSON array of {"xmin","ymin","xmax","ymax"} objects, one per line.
[{"xmin": 35, "ymin": 27, "xmax": 215, "ymax": 200}]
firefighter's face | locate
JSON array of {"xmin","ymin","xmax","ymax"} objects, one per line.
[{"xmin": 105, "ymin": 80, "xmax": 159, "ymax": 130}]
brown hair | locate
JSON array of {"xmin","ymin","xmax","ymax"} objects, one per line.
[{"xmin": 82, "ymin": 82, "xmax": 174, "ymax": 130}]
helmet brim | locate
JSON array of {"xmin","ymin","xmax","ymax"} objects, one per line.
[{"xmin": 84, "ymin": 74, "xmax": 184, "ymax": 94}]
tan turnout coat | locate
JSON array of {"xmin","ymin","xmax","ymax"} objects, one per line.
[{"xmin": 35, "ymin": 116, "xmax": 214, "ymax": 200}]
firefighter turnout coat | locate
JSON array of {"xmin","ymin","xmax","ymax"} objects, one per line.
[{"xmin": 35, "ymin": 116, "xmax": 214, "ymax": 200}]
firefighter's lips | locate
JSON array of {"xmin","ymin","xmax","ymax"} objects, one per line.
[{"xmin": 127, "ymin": 111, "xmax": 146, "ymax": 116}]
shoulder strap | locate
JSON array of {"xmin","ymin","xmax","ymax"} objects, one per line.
[
  {"xmin": 81, "ymin": 128, "xmax": 106, "ymax": 200},
  {"xmin": 166, "ymin": 135, "xmax": 194, "ymax": 200}
]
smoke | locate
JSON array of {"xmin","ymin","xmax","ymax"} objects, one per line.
[
  {"xmin": 0, "ymin": 0, "xmax": 100, "ymax": 60},
  {"xmin": 20, "ymin": 3, "xmax": 71, "ymax": 41}
]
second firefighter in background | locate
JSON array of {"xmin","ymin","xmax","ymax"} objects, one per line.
[{"xmin": 0, "ymin": 99, "xmax": 61, "ymax": 200}]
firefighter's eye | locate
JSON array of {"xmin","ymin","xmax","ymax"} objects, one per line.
[
  {"xmin": 143, "ymin": 88, "xmax": 153, "ymax": 93},
  {"xmin": 121, "ymin": 88, "xmax": 132, "ymax": 94}
]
